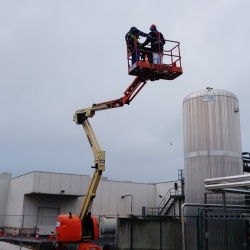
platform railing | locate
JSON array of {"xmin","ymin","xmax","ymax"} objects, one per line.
[{"xmin": 126, "ymin": 35, "xmax": 181, "ymax": 68}]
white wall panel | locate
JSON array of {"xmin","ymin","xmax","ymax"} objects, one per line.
[
  {"xmin": 39, "ymin": 195, "xmax": 60, "ymax": 208},
  {"xmin": 109, "ymin": 181, "xmax": 119, "ymax": 215},
  {"xmin": 33, "ymin": 172, "xmax": 41, "ymax": 192},
  {"xmin": 4, "ymin": 172, "xmax": 37, "ymax": 228},
  {"xmin": 70, "ymin": 175, "xmax": 81, "ymax": 194},
  {"xmin": 59, "ymin": 196, "xmax": 77, "ymax": 214},
  {"xmin": 138, "ymin": 184, "xmax": 155, "ymax": 214},
  {"xmin": 49, "ymin": 173, "xmax": 61, "ymax": 194},
  {"xmin": 92, "ymin": 179, "xmax": 103, "ymax": 216},
  {"xmin": 0, "ymin": 173, "xmax": 11, "ymax": 217},
  {"xmin": 60, "ymin": 174, "xmax": 71, "ymax": 194},
  {"xmin": 117, "ymin": 182, "xmax": 127, "ymax": 215},
  {"xmin": 91, "ymin": 180, "xmax": 159, "ymax": 216},
  {"xmin": 148, "ymin": 184, "xmax": 156, "ymax": 207},
  {"xmin": 79, "ymin": 175, "xmax": 90, "ymax": 194},
  {"xmin": 100, "ymin": 180, "xmax": 111, "ymax": 215},
  {"xmin": 133, "ymin": 183, "xmax": 142, "ymax": 215},
  {"xmin": 36, "ymin": 172, "xmax": 51, "ymax": 193},
  {"xmin": 5, "ymin": 173, "xmax": 35, "ymax": 216},
  {"xmin": 20, "ymin": 172, "xmax": 35, "ymax": 194},
  {"xmin": 24, "ymin": 194, "xmax": 38, "ymax": 215},
  {"xmin": 75, "ymin": 196, "xmax": 85, "ymax": 214},
  {"xmin": 125, "ymin": 182, "xmax": 133, "ymax": 196}
]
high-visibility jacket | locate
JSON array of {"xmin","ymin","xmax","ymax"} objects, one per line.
[{"xmin": 125, "ymin": 27, "xmax": 147, "ymax": 49}]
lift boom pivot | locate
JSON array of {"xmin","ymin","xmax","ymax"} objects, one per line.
[{"xmin": 73, "ymin": 76, "xmax": 147, "ymax": 124}]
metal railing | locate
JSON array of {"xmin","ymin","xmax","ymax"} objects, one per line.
[
  {"xmin": 126, "ymin": 35, "xmax": 182, "ymax": 67},
  {"xmin": 147, "ymin": 188, "xmax": 183, "ymax": 216}
]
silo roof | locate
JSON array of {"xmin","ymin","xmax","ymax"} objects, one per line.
[{"xmin": 183, "ymin": 88, "xmax": 238, "ymax": 104}]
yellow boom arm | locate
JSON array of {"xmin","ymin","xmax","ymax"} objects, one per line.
[{"xmin": 73, "ymin": 107, "xmax": 106, "ymax": 221}]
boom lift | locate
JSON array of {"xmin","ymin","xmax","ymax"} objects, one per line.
[{"xmin": 40, "ymin": 37, "xmax": 182, "ymax": 250}]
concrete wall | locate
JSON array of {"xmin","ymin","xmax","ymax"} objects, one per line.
[{"xmin": 116, "ymin": 217, "xmax": 182, "ymax": 250}]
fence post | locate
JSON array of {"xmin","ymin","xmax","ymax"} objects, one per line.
[
  {"xmin": 130, "ymin": 216, "xmax": 133, "ymax": 250},
  {"xmin": 20, "ymin": 214, "xmax": 24, "ymax": 250},
  {"xmin": 160, "ymin": 216, "xmax": 162, "ymax": 250}
]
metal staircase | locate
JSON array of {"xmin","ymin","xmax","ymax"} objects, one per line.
[
  {"xmin": 146, "ymin": 187, "xmax": 184, "ymax": 216},
  {"xmin": 146, "ymin": 169, "xmax": 185, "ymax": 216},
  {"xmin": 158, "ymin": 188, "xmax": 183, "ymax": 215}
]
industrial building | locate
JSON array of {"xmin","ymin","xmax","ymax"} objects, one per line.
[{"xmin": 0, "ymin": 171, "xmax": 183, "ymax": 236}]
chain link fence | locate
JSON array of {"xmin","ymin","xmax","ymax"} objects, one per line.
[{"xmin": 1, "ymin": 212, "xmax": 250, "ymax": 250}]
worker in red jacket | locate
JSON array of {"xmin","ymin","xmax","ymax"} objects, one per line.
[{"xmin": 140, "ymin": 24, "xmax": 165, "ymax": 64}]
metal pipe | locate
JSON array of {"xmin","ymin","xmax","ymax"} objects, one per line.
[
  {"xmin": 205, "ymin": 180, "xmax": 250, "ymax": 190},
  {"xmin": 214, "ymin": 188, "xmax": 250, "ymax": 194},
  {"xmin": 181, "ymin": 203, "xmax": 250, "ymax": 250},
  {"xmin": 204, "ymin": 174, "xmax": 250, "ymax": 184}
]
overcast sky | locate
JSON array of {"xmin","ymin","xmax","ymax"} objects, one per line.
[{"xmin": 1, "ymin": 1, "xmax": 250, "ymax": 183}]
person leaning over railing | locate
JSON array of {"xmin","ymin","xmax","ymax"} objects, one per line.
[
  {"xmin": 125, "ymin": 26, "xmax": 148, "ymax": 65},
  {"xmin": 140, "ymin": 24, "xmax": 165, "ymax": 64}
]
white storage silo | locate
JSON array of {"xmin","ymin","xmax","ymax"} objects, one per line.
[
  {"xmin": 183, "ymin": 88, "xmax": 243, "ymax": 204},
  {"xmin": 183, "ymin": 88, "xmax": 243, "ymax": 249}
]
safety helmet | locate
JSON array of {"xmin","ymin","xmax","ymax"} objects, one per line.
[{"xmin": 150, "ymin": 24, "xmax": 157, "ymax": 30}]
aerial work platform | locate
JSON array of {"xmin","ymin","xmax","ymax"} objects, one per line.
[
  {"xmin": 127, "ymin": 38, "xmax": 182, "ymax": 81},
  {"xmin": 74, "ymin": 38, "xmax": 183, "ymax": 125}
]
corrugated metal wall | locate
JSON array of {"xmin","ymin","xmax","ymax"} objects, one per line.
[
  {"xmin": 4, "ymin": 171, "xmax": 178, "ymax": 217},
  {"xmin": 0, "ymin": 173, "xmax": 11, "ymax": 227},
  {"xmin": 2, "ymin": 171, "xmax": 180, "ymax": 233}
]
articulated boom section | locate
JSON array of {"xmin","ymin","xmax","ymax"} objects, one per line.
[
  {"xmin": 93, "ymin": 76, "xmax": 147, "ymax": 108},
  {"xmin": 79, "ymin": 119, "xmax": 105, "ymax": 221},
  {"xmin": 72, "ymin": 76, "xmax": 147, "ymax": 224},
  {"xmin": 73, "ymin": 76, "xmax": 147, "ymax": 125}
]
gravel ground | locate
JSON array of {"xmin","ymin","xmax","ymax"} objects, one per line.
[
  {"xmin": 0, "ymin": 241, "xmax": 31, "ymax": 250},
  {"xmin": 0, "ymin": 236, "xmax": 116, "ymax": 250}
]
